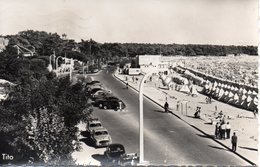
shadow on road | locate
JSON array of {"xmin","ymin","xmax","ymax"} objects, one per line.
[
  {"xmin": 80, "ymin": 131, "xmax": 90, "ymax": 138},
  {"xmin": 92, "ymin": 154, "xmax": 108, "ymax": 166},
  {"xmin": 238, "ymin": 146, "xmax": 258, "ymax": 151},
  {"xmin": 158, "ymin": 87, "xmax": 169, "ymax": 90},
  {"xmin": 186, "ymin": 115, "xmax": 197, "ymax": 119},
  {"xmin": 196, "ymin": 134, "xmax": 215, "ymax": 139},
  {"xmin": 208, "ymin": 145, "xmax": 229, "ymax": 151},
  {"xmin": 79, "ymin": 137, "xmax": 95, "ymax": 147},
  {"xmin": 153, "ymin": 109, "xmax": 166, "ymax": 113}
]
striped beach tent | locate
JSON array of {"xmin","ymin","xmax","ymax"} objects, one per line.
[
  {"xmin": 217, "ymin": 88, "xmax": 225, "ymax": 99},
  {"xmin": 242, "ymin": 88, "xmax": 247, "ymax": 94}
]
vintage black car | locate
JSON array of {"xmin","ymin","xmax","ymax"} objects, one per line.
[
  {"xmin": 86, "ymin": 80, "xmax": 101, "ymax": 86},
  {"xmin": 104, "ymin": 144, "xmax": 126, "ymax": 162},
  {"xmin": 94, "ymin": 94, "xmax": 119, "ymax": 102},
  {"xmin": 96, "ymin": 99, "xmax": 125, "ymax": 110},
  {"xmin": 104, "ymin": 144, "xmax": 139, "ymax": 165}
]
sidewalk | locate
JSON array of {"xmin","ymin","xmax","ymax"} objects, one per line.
[{"xmin": 114, "ymin": 71, "xmax": 258, "ymax": 165}]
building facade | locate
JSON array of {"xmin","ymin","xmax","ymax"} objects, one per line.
[{"xmin": 137, "ymin": 55, "xmax": 179, "ymax": 74}]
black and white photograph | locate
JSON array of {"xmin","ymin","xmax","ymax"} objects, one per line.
[{"xmin": 0, "ymin": 0, "xmax": 258, "ymax": 166}]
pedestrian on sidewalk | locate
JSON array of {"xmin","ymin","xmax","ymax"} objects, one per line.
[
  {"xmin": 176, "ymin": 102, "xmax": 180, "ymax": 111},
  {"xmin": 164, "ymin": 101, "xmax": 169, "ymax": 113},
  {"xmin": 220, "ymin": 122, "xmax": 226, "ymax": 140},
  {"xmin": 215, "ymin": 122, "xmax": 220, "ymax": 139},
  {"xmin": 194, "ymin": 106, "xmax": 201, "ymax": 118},
  {"xmin": 231, "ymin": 132, "xmax": 238, "ymax": 152},
  {"xmin": 226, "ymin": 122, "xmax": 231, "ymax": 139},
  {"xmin": 253, "ymin": 110, "xmax": 257, "ymax": 118}
]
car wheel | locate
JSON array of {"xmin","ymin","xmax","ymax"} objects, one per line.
[{"xmin": 104, "ymin": 106, "xmax": 108, "ymax": 110}]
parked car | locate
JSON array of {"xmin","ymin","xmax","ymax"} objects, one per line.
[
  {"xmin": 92, "ymin": 90, "xmax": 112, "ymax": 99},
  {"xmin": 92, "ymin": 91, "xmax": 111, "ymax": 100},
  {"xmin": 91, "ymin": 128, "xmax": 112, "ymax": 147},
  {"xmin": 89, "ymin": 88, "xmax": 103, "ymax": 95},
  {"xmin": 86, "ymin": 80, "xmax": 101, "ymax": 86},
  {"xmin": 104, "ymin": 144, "xmax": 126, "ymax": 162},
  {"xmin": 98, "ymin": 99, "xmax": 126, "ymax": 110},
  {"xmin": 104, "ymin": 144, "xmax": 139, "ymax": 165},
  {"xmin": 86, "ymin": 119, "xmax": 103, "ymax": 133},
  {"xmin": 95, "ymin": 95, "xmax": 119, "ymax": 102}
]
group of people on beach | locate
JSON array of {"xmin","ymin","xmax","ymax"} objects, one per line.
[{"xmin": 214, "ymin": 111, "xmax": 231, "ymax": 139}]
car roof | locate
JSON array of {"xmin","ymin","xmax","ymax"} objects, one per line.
[
  {"xmin": 107, "ymin": 143, "xmax": 125, "ymax": 149},
  {"xmin": 89, "ymin": 120, "xmax": 101, "ymax": 124},
  {"xmin": 93, "ymin": 127, "xmax": 108, "ymax": 132}
]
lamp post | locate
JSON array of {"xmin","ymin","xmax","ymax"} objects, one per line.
[{"xmin": 139, "ymin": 72, "xmax": 153, "ymax": 165}]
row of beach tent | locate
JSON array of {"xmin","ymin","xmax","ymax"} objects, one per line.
[
  {"xmin": 160, "ymin": 74, "xmax": 198, "ymax": 96},
  {"xmin": 203, "ymin": 80, "xmax": 258, "ymax": 111}
]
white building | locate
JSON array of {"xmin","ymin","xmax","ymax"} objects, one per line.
[
  {"xmin": 0, "ymin": 37, "xmax": 9, "ymax": 52},
  {"xmin": 137, "ymin": 55, "xmax": 179, "ymax": 74}
]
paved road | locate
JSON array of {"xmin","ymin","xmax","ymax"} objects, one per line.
[{"xmin": 88, "ymin": 67, "xmax": 249, "ymax": 166}]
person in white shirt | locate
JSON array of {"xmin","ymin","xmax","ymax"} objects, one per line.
[{"xmin": 226, "ymin": 122, "xmax": 231, "ymax": 139}]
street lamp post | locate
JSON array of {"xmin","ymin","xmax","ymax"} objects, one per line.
[{"xmin": 139, "ymin": 72, "xmax": 153, "ymax": 165}]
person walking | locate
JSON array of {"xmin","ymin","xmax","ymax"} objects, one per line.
[
  {"xmin": 126, "ymin": 82, "xmax": 129, "ymax": 89},
  {"xmin": 226, "ymin": 122, "xmax": 231, "ymax": 139},
  {"xmin": 164, "ymin": 101, "xmax": 169, "ymax": 113},
  {"xmin": 231, "ymin": 132, "xmax": 238, "ymax": 152}
]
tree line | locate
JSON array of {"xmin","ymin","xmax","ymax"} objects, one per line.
[{"xmin": 4, "ymin": 30, "xmax": 257, "ymax": 65}]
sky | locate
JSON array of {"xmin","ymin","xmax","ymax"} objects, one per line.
[{"xmin": 0, "ymin": 0, "xmax": 258, "ymax": 45}]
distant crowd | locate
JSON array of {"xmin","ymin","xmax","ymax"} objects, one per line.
[{"xmin": 184, "ymin": 56, "xmax": 258, "ymax": 87}]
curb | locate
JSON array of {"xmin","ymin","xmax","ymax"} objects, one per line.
[{"xmin": 113, "ymin": 73, "xmax": 256, "ymax": 166}]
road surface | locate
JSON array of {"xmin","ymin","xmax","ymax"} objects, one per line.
[{"xmin": 86, "ymin": 67, "xmax": 249, "ymax": 166}]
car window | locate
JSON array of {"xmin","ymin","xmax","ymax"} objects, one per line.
[
  {"xmin": 95, "ymin": 131, "xmax": 108, "ymax": 135},
  {"xmin": 90, "ymin": 123, "xmax": 101, "ymax": 127}
]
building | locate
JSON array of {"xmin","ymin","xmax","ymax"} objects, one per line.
[
  {"xmin": 0, "ymin": 79, "xmax": 16, "ymax": 101},
  {"xmin": 0, "ymin": 37, "xmax": 9, "ymax": 52},
  {"xmin": 137, "ymin": 55, "xmax": 179, "ymax": 74}
]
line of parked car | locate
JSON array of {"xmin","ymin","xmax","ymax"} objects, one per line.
[
  {"xmin": 84, "ymin": 79, "xmax": 138, "ymax": 165},
  {"xmin": 86, "ymin": 117, "xmax": 138, "ymax": 165},
  {"xmin": 86, "ymin": 80, "xmax": 126, "ymax": 111}
]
